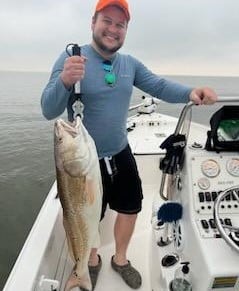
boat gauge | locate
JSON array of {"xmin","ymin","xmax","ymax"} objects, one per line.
[
  {"xmin": 226, "ymin": 158, "xmax": 239, "ymax": 177},
  {"xmin": 198, "ymin": 177, "xmax": 210, "ymax": 190},
  {"xmin": 201, "ymin": 159, "xmax": 220, "ymax": 178}
]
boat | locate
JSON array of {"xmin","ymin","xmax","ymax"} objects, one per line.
[{"xmin": 3, "ymin": 96, "xmax": 239, "ymax": 291}]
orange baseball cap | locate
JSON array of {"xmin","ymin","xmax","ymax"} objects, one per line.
[{"xmin": 95, "ymin": 0, "xmax": 130, "ymax": 21}]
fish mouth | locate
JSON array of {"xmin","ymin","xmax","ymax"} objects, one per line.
[
  {"xmin": 54, "ymin": 117, "xmax": 93, "ymax": 176},
  {"xmin": 55, "ymin": 118, "xmax": 81, "ymax": 139}
]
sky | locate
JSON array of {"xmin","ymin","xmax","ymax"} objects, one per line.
[{"xmin": 1, "ymin": 0, "xmax": 239, "ymax": 76}]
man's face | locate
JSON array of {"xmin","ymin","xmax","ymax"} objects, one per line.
[{"xmin": 91, "ymin": 6, "xmax": 128, "ymax": 54}]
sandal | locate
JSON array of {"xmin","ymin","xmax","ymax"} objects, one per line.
[{"xmin": 111, "ymin": 256, "xmax": 142, "ymax": 289}]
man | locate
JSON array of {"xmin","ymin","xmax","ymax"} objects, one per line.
[{"xmin": 41, "ymin": 0, "xmax": 217, "ymax": 289}]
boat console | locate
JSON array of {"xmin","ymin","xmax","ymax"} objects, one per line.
[{"xmin": 150, "ymin": 97, "xmax": 239, "ymax": 291}]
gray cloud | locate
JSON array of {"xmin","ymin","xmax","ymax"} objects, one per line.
[{"xmin": 1, "ymin": 0, "xmax": 239, "ymax": 75}]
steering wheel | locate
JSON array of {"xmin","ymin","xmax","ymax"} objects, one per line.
[{"xmin": 213, "ymin": 185, "xmax": 239, "ymax": 253}]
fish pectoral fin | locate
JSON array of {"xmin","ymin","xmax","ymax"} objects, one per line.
[
  {"xmin": 64, "ymin": 270, "xmax": 92, "ymax": 291},
  {"xmin": 85, "ymin": 178, "xmax": 96, "ymax": 205},
  {"xmin": 64, "ymin": 160, "xmax": 82, "ymax": 177}
]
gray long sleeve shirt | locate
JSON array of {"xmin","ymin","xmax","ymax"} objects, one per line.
[{"xmin": 41, "ymin": 44, "xmax": 192, "ymax": 158}]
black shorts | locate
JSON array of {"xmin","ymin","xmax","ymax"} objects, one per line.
[{"xmin": 99, "ymin": 144, "xmax": 143, "ymax": 220}]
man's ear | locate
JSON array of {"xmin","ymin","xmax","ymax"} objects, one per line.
[
  {"xmin": 92, "ymin": 14, "xmax": 97, "ymax": 24},
  {"xmin": 91, "ymin": 15, "xmax": 96, "ymax": 31}
]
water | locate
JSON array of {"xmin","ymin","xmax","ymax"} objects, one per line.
[
  {"xmin": 0, "ymin": 71, "xmax": 238, "ymax": 289},
  {"xmin": 0, "ymin": 71, "xmax": 55, "ymax": 287}
]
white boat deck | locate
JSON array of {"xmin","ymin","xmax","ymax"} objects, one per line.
[{"xmin": 128, "ymin": 112, "xmax": 177, "ymax": 155}]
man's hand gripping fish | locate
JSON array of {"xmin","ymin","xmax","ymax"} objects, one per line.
[{"xmin": 54, "ymin": 116, "xmax": 102, "ymax": 291}]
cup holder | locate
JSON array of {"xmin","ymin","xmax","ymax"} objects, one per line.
[{"xmin": 161, "ymin": 253, "xmax": 179, "ymax": 267}]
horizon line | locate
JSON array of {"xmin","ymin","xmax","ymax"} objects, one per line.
[{"xmin": 0, "ymin": 69, "xmax": 239, "ymax": 78}]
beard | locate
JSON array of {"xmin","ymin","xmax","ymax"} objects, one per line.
[{"xmin": 92, "ymin": 32, "xmax": 123, "ymax": 54}]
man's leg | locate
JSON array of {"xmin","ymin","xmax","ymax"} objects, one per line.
[
  {"xmin": 111, "ymin": 212, "xmax": 142, "ymax": 289},
  {"xmin": 89, "ymin": 248, "xmax": 99, "ymax": 266},
  {"xmin": 113, "ymin": 213, "xmax": 137, "ymax": 265}
]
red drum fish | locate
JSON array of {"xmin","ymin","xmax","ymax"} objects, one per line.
[{"xmin": 54, "ymin": 117, "xmax": 102, "ymax": 291}]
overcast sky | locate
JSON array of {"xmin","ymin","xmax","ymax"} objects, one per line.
[{"xmin": 1, "ymin": 0, "xmax": 239, "ymax": 76}]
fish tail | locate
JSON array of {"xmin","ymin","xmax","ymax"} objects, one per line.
[{"xmin": 64, "ymin": 270, "xmax": 92, "ymax": 291}]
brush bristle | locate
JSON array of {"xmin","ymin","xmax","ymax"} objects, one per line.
[{"xmin": 157, "ymin": 202, "xmax": 183, "ymax": 222}]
